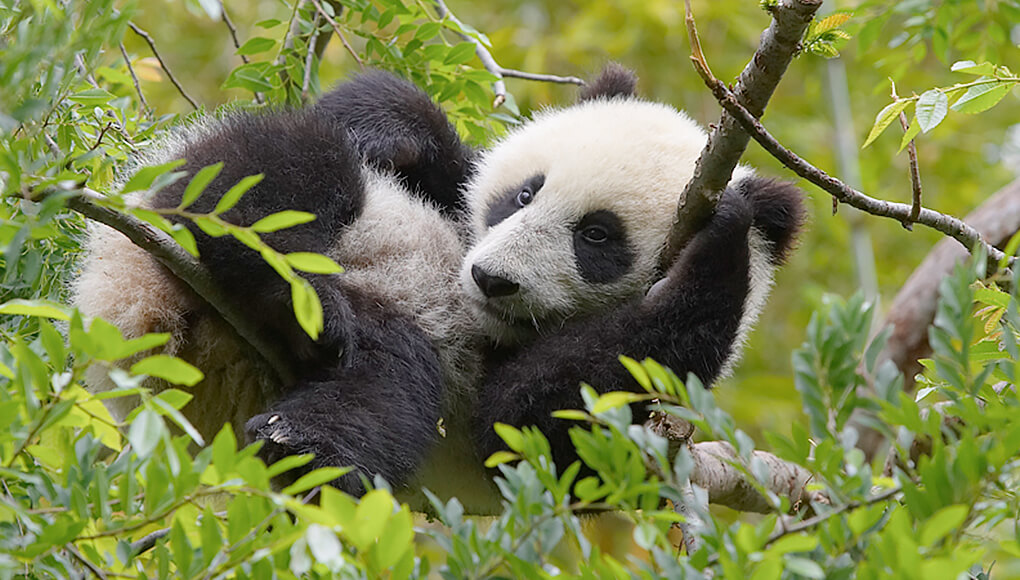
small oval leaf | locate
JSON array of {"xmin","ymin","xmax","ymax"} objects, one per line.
[{"xmin": 915, "ymin": 89, "xmax": 948, "ymax": 133}]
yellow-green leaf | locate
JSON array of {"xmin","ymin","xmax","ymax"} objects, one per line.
[{"xmin": 862, "ymin": 100, "xmax": 910, "ymax": 148}]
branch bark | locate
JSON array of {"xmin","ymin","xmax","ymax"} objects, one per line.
[
  {"xmin": 57, "ymin": 189, "xmax": 295, "ymax": 390},
  {"xmin": 662, "ymin": 0, "xmax": 822, "ymax": 268}
]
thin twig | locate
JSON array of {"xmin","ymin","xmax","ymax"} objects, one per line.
[
  {"xmin": 301, "ymin": 17, "xmax": 322, "ymax": 103},
  {"xmin": 75, "ymin": 53, "xmax": 100, "ymax": 89},
  {"xmin": 897, "ymin": 111, "xmax": 923, "ymax": 228},
  {"xmin": 432, "ymin": 0, "xmax": 583, "ymax": 108},
  {"xmin": 308, "ymin": 0, "xmax": 363, "ymax": 68},
  {"xmin": 118, "ymin": 43, "xmax": 152, "ymax": 118},
  {"xmin": 497, "ymin": 68, "xmax": 584, "ymax": 85},
  {"xmin": 218, "ymin": 1, "xmax": 266, "ymax": 105},
  {"xmin": 766, "ymin": 486, "xmax": 901, "ymax": 546},
  {"xmin": 127, "ymin": 22, "xmax": 200, "ymax": 110},
  {"xmin": 65, "ymin": 542, "xmax": 109, "ymax": 579},
  {"xmin": 128, "ymin": 528, "xmax": 170, "ymax": 556},
  {"xmin": 219, "ymin": 1, "xmax": 249, "ymax": 65},
  {"xmin": 696, "ymin": 73, "xmax": 1009, "ymax": 267}
]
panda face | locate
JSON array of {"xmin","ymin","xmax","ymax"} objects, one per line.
[{"xmin": 461, "ymin": 98, "xmax": 710, "ymax": 344}]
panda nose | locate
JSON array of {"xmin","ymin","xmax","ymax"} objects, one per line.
[{"xmin": 471, "ymin": 265, "xmax": 519, "ymax": 297}]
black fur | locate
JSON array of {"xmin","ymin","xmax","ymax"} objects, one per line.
[
  {"xmin": 245, "ymin": 289, "xmax": 443, "ymax": 496},
  {"xmin": 573, "ymin": 210, "xmax": 634, "ymax": 283},
  {"xmin": 316, "ymin": 70, "xmax": 473, "ymax": 215},
  {"xmin": 733, "ymin": 176, "xmax": 806, "ymax": 264},
  {"xmin": 485, "ymin": 174, "xmax": 545, "ymax": 228},
  {"xmin": 146, "ymin": 76, "xmax": 463, "ymax": 495},
  {"xmin": 150, "ymin": 110, "xmax": 365, "ymax": 362},
  {"xmin": 577, "ymin": 62, "xmax": 638, "ymax": 102}
]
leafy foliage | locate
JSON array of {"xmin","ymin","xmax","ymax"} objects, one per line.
[{"xmin": 3, "ymin": 0, "xmax": 1020, "ymax": 577}]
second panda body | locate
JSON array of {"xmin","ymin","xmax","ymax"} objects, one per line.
[{"xmin": 76, "ymin": 66, "xmax": 804, "ymax": 515}]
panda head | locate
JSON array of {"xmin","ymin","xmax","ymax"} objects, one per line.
[{"xmin": 461, "ymin": 66, "xmax": 714, "ymax": 344}]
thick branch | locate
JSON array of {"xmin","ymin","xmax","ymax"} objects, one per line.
[
  {"xmin": 60, "ymin": 191, "xmax": 295, "ymax": 388},
  {"xmin": 663, "ymin": 0, "xmax": 822, "ymax": 267},
  {"xmin": 689, "ymin": 441, "xmax": 819, "ymax": 513},
  {"xmin": 648, "ymin": 415, "xmax": 820, "ymax": 513}
]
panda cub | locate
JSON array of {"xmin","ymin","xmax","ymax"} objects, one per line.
[{"xmin": 76, "ymin": 65, "xmax": 803, "ymax": 515}]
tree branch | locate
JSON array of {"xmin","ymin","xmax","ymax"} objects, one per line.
[
  {"xmin": 49, "ymin": 188, "xmax": 295, "ymax": 389},
  {"xmin": 662, "ymin": 0, "xmax": 822, "ymax": 268},
  {"xmin": 697, "ymin": 72, "xmax": 1009, "ymax": 267},
  {"xmin": 689, "ymin": 441, "xmax": 820, "ymax": 514},
  {"xmin": 648, "ymin": 414, "xmax": 822, "ymax": 514}
]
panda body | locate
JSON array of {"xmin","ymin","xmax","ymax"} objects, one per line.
[{"xmin": 76, "ymin": 67, "xmax": 803, "ymax": 515}]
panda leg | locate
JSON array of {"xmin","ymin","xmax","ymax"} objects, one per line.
[
  {"xmin": 475, "ymin": 189, "xmax": 756, "ymax": 470},
  {"xmin": 245, "ymin": 299, "xmax": 444, "ymax": 496}
]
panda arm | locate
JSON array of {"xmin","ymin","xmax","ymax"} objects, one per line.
[
  {"xmin": 149, "ymin": 110, "xmax": 365, "ymax": 362},
  {"xmin": 316, "ymin": 71, "xmax": 474, "ymax": 215},
  {"xmin": 475, "ymin": 189, "xmax": 755, "ymax": 468}
]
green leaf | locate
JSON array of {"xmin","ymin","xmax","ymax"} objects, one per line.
[
  {"xmin": 493, "ymin": 423, "xmax": 524, "ymax": 452},
  {"xmin": 0, "ymin": 298, "xmax": 71, "ymax": 320},
  {"xmin": 214, "ymin": 174, "xmax": 263, "ymax": 214},
  {"xmin": 130, "ymin": 355, "xmax": 204, "ymax": 386},
  {"xmin": 236, "ymin": 37, "xmax": 277, "ymax": 56},
  {"xmin": 951, "ymin": 79, "xmax": 1013, "ymax": 114},
  {"xmin": 550, "ymin": 409, "xmax": 590, "ymax": 421},
  {"xmin": 915, "ymin": 89, "xmax": 948, "ymax": 133},
  {"xmin": 592, "ymin": 391, "xmax": 643, "ymax": 414},
  {"xmin": 68, "ymin": 88, "xmax": 115, "ymax": 107},
  {"xmin": 291, "ymin": 279, "xmax": 323, "ymax": 339},
  {"xmin": 285, "ymin": 252, "xmax": 343, "ymax": 274},
  {"xmin": 121, "ymin": 160, "xmax": 186, "ymax": 193},
  {"xmin": 251, "ymin": 210, "xmax": 317, "ymax": 232},
  {"xmin": 898, "ymin": 119, "xmax": 922, "ymax": 153},
  {"xmin": 414, "ymin": 22, "xmax": 441, "ymax": 41},
  {"xmin": 281, "ymin": 466, "xmax": 350, "ymax": 495},
  {"xmin": 619, "ymin": 356, "xmax": 651, "ymax": 391},
  {"xmin": 305, "ymin": 524, "xmax": 344, "ymax": 569},
  {"xmin": 784, "ymin": 556, "xmax": 824, "ymax": 579},
  {"xmin": 169, "ymin": 225, "xmax": 198, "ymax": 256},
  {"xmin": 222, "ymin": 62, "xmax": 277, "ymax": 93},
  {"xmin": 267, "ymin": 453, "xmax": 315, "ymax": 478},
  {"xmin": 920, "ymin": 504, "xmax": 968, "ymax": 546},
  {"xmin": 950, "ymin": 60, "xmax": 996, "ymax": 76},
  {"xmin": 348, "ymin": 489, "xmax": 392, "ymax": 552},
  {"xmin": 127, "ymin": 408, "xmax": 164, "ymax": 457},
  {"xmin": 483, "ymin": 450, "xmax": 519, "ymax": 468},
  {"xmin": 443, "ymin": 42, "xmax": 477, "ymax": 65},
  {"xmin": 180, "ymin": 162, "xmax": 223, "ymax": 209},
  {"xmin": 862, "ymin": 99, "xmax": 910, "ymax": 148},
  {"xmin": 194, "ymin": 216, "xmax": 228, "ymax": 237},
  {"xmin": 212, "ymin": 426, "xmax": 237, "ymax": 474},
  {"xmin": 768, "ymin": 534, "xmax": 819, "ymax": 555}
]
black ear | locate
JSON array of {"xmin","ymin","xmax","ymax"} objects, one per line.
[{"xmin": 577, "ymin": 63, "xmax": 639, "ymax": 102}]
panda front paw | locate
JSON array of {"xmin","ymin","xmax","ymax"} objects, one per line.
[{"xmin": 246, "ymin": 412, "xmax": 307, "ymax": 465}]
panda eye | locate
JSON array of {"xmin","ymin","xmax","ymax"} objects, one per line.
[
  {"xmin": 515, "ymin": 188, "xmax": 534, "ymax": 207},
  {"xmin": 581, "ymin": 225, "xmax": 608, "ymax": 243}
]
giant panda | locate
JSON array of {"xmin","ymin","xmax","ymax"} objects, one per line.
[{"xmin": 75, "ymin": 64, "xmax": 803, "ymax": 515}]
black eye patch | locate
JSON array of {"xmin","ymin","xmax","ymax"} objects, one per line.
[
  {"xmin": 485, "ymin": 174, "xmax": 546, "ymax": 227},
  {"xmin": 573, "ymin": 210, "xmax": 633, "ymax": 284}
]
